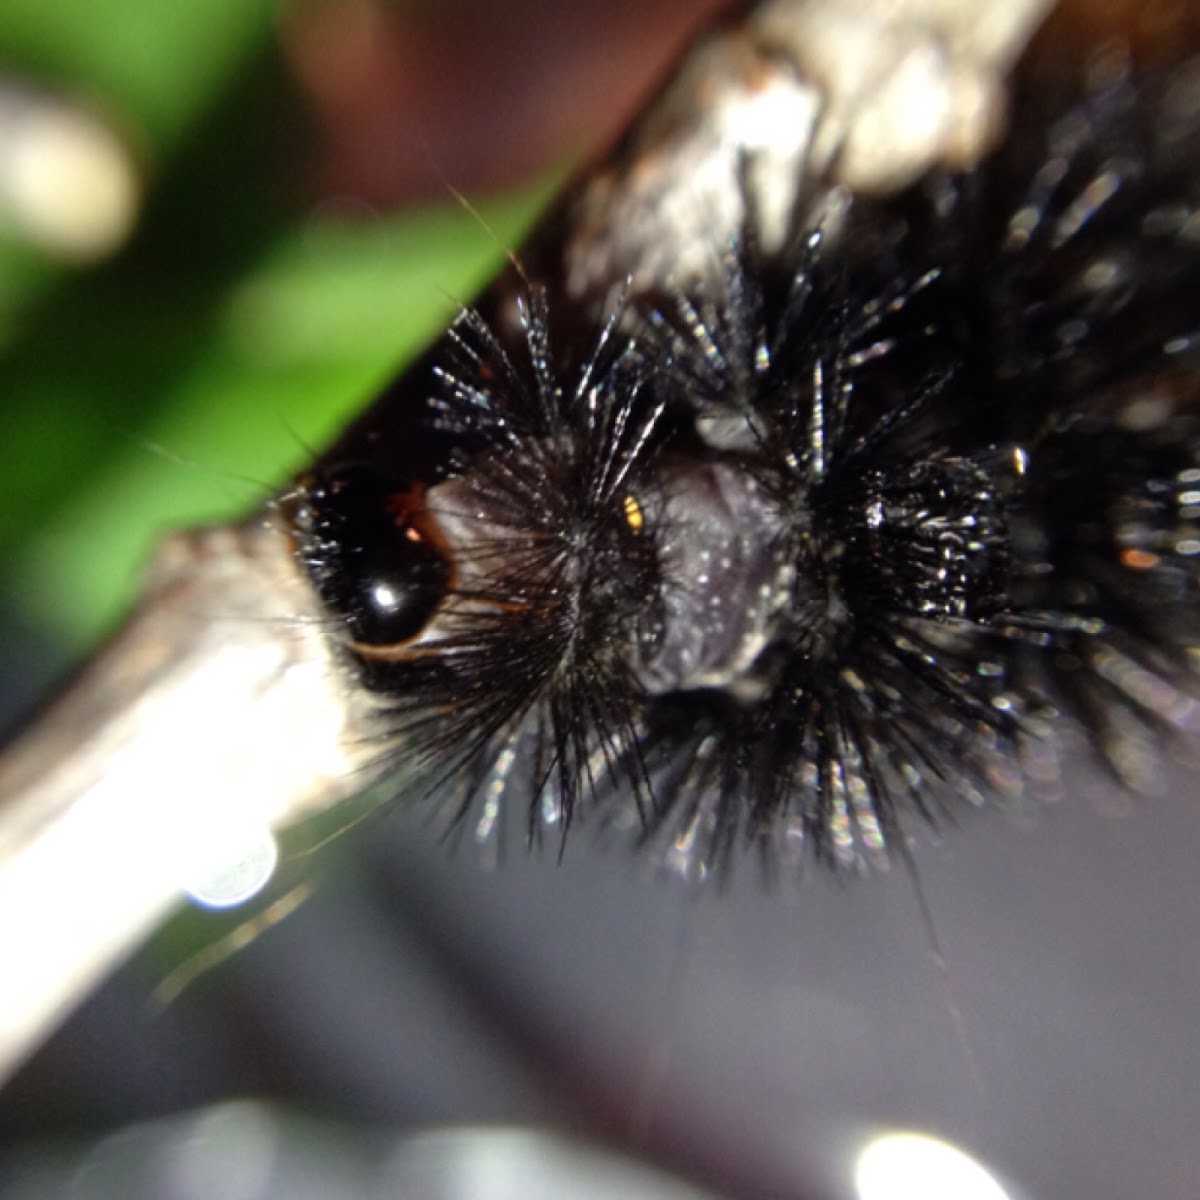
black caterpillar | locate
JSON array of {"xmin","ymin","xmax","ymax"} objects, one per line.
[{"xmin": 291, "ymin": 43, "xmax": 1200, "ymax": 876}]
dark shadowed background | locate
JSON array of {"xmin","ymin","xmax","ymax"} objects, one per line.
[{"xmin": 0, "ymin": 3, "xmax": 1198, "ymax": 1199}]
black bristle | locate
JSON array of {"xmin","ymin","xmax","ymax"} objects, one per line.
[{"xmin": 292, "ymin": 43, "xmax": 1200, "ymax": 877}]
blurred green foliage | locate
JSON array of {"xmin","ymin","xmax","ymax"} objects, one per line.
[{"xmin": 0, "ymin": 1, "xmax": 551, "ymax": 651}]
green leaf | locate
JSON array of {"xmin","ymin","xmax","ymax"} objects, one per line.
[
  {"xmin": 0, "ymin": 0, "xmax": 277, "ymax": 150},
  {"xmin": 8, "ymin": 182, "xmax": 552, "ymax": 649}
]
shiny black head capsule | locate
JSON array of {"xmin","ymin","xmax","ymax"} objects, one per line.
[{"xmin": 295, "ymin": 462, "xmax": 451, "ymax": 646}]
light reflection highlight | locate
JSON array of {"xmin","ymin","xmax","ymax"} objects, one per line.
[
  {"xmin": 185, "ymin": 828, "xmax": 278, "ymax": 910},
  {"xmin": 855, "ymin": 1132, "xmax": 1012, "ymax": 1200}
]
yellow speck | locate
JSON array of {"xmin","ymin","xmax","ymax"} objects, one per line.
[{"xmin": 623, "ymin": 494, "xmax": 644, "ymax": 532}]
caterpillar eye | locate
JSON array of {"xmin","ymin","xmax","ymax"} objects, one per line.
[{"xmin": 296, "ymin": 463, "xmax": 451, "ymax": 647}]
